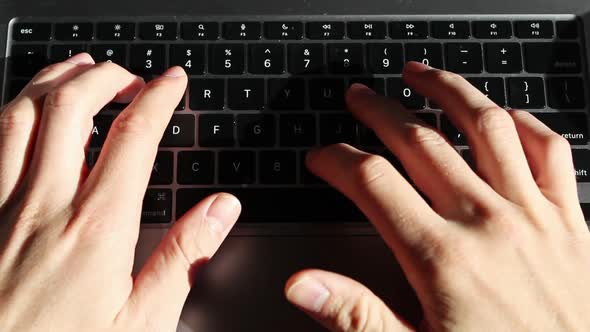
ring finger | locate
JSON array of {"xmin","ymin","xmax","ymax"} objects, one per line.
[{"xmin": 0, "ymin": 53, "xmax": 94, "ymax": 205}]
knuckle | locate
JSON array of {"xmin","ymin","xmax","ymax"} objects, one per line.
[
  {"xmin": 541, "ymin": 133, "xmax": 571, "ymax": 156},
  {"xmin": 474, "ymin": 106, "xmax": 514, "ymax": 134},
  {"xmin": 0, "ymin": 107, "xmax": 35, "ymax": 136},
  {"xmin": 332, "ymin": 291, "xmax": 379, "ymax": 332},
  {"xmin": 112, "ymin": 112, "xmax": 154, "ymax": 139},
  {"xmin": 404, "ymin": 124, "xmax": 447, "ymax": 147},
  {"xmin": 352, "ymin": 154, "xmax": 392, "ymax": 188},
  {"xmin": 45, "ymin": 84, "xmax": 80, "ymax": 108},
  {"xmin": 170, "ymin": 227, "xmax": 209, "ymax": 268}
]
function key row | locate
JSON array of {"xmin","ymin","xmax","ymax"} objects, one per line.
[{"xmin": 12, "ymin": 19, "xmax": 578, "ymax": 41}]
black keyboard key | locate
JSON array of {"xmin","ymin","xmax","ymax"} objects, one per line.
[
  {"xmin": 288, "ymin": 44, "xmax": 324, "ymax": 74},
  {"xmin": 181, "ymin": 22, "xmax": 219, "ymax": 40},
  {"xmin": 524, "ymin": 43, "xmax": 581, "ymax": 73},
  {"xmin": 90, "ymin": 44, "xmax": 127, "ymax": 66},
  {"xmin": 249, "ymin": 44, "xmax": 284, "ymax": 74},
  {"xmin": 359, "ymin": 126, "xmax": 384, "ymax": 147},
  {"xmin": 223, "ymin": 22, "xmax": 261, "ymax": 40},
  {"xmin": 149, "ymin": 151, "xmax": 173, "ymax": 185},
  {"xmin": 389, "ymin": 21, "xmax": 428, "ymax": 39},
  {"xmin": 547, "ymin": 77, "xmax": 586, "ymax": 109},
  {"xmin": 130, "ymin": 44, "xmax": 165, "ymax": 75},
  {"xmin": 473, "ymin": 21, "xmax": 512, "ymax": 39},
  {"xmin": 405, "ymin": 43, "xmax": 443, "ymax": 69},
  {"xmin": 387, "ymin": 78, "xmax": 425, "ymax": 109},
  {"xmin": 12, "ymin": 23, "xmax": 51, "ymax": 41},
  {"xmin": 507, "ymin": 77, "xmax": 545, "ymax": 109},
  {"xmin": 319, "ymin": 114, "xmax": 356, "ymax": 145},
  {"xmin": 160, "ymin": 114, "xmax": 195, "ymax": 147},
  {"xmin": 573, "ymin": 150, "xmax": 590, "ymax": 182},
  {"xmin": 441, "ymin": 116, "xmax": 467, "ymax": 145},
  {"xmin": 445, "ymin": 43, "xmax": 483, "ymax": 73},
  {"xmin": 467, "ymin": 77, "xmax": 506, "ymax": 106},
  {"xmin": 170, "ymin": 44, "xmax": 205, "ymax": 75},
  {"xmin": 327, "ymin": 44, "xmax": 363, "ymax": 74},
  {"xmin": 484, "ymin": 43, "xmax": 522, "ymax": 73},
  {"xmin": 90, "ymin": 115, "xmax": 114, "ymax": 148},
  {"xmin": 280, "ymin": 114, "xmax": 317, "ymax": 146},
  {"xmin": 218, "ymin": 151, "xmax": 256, "ymax": 184},
  {"xmin": 227, "ymin": 79, "xmax": 264, "ymax": 110},
  {"xmin": 7, "ymin": 79, "xmax": 28, "ymax": 101},
  {"xmin": 306, "ymin": 22, "xmax": 345, "ymax": 39},
  {"xmin": 237, "ymin": 114, "xmax": 276, "ymax": 147},
  {"xmin": 142, "ymin": 189, "xmax": 172, "ymax": 224},
  {"xmin": 176, "ymin": 188, "xmax": 363, "ymax": 222},
  {"xmin": 50, "ymin": 44, "xmax": 86, "ymax": 63},
  {"xmin": 209, "ymin": 44, "xmax": 245, "ymax": 74},
  {"xmin": 309, "ymin": 78, "xmax": 345, "ymax": 110},
  {"xmin": 515, "ymin": 20, "xmax": 554, "ymax": 39},
  {"xmin": 367, "ymin": 43, "xmax": 404, "ymax": 74},
  {"xmin": 268, "ymin": 78, "xmax": 305, "ymax": 109},
  {"xmin": 189, "ymin": 79, "xmax": 224, "ymax": 110},
  {"xmin": 260, "ymin": 151, "xmax": 297, "ymax": 184},
  {"xmin": 139, "ymin": 22, "xmax": 177, "ymax": 40},
  {"xmin": 431, "ymin": 21, "xmax": 470, "ymax": 39},
  {"xmin": 264, "ymin": 22, "xmax": 303, "ymax": 39},
  {"xmin": 556, "ymin": 21, "xmax": 578, "ymax": 39},
  {"xmin": 416, "ymin": 113, "xmax": 437, "ymax": 128},
  {"xmin": 199, "ymin": 114, "xmax": 234, "ymax": 147},
  {"xmin": 96, "ymin": 22, "xmax": 135, "ymax": 40},
  {"xmin": 533, "ymin": 113, "xmax": 588, "ymax": 145},
  {"xmin": 55, "ymin": 23, "xmax": 93, "ymax": 40},
  {"xmin": 347, "ymin": 21, "xmax": 386, "ymax": 39},
  {"xmin": 348, "ymin": 77, "xmax": 385, "ymax": 96},
  {"xmin": 10, "ymin": 45, "xmax": 48, "ymax": 77},
  {"xmin": 177, "ymin": 151, "xmax": 215, "ymax": 185}
]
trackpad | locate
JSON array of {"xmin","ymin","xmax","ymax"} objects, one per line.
[{"xmin": 167, "ymin": 235, "xmax": 422, "ymax": 332}]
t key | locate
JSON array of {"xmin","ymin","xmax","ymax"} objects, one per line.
[{"xmin": 227, "ymin": 79, "xmax": 264, "ymax": 110}]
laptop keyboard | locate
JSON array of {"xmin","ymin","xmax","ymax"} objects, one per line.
[{"xmin": 3, "ymin": 16, "xmax": 589, "ymax": 224}]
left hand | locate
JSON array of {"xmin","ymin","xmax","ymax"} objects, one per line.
[{"xmin": 0, "ymin": 54, "xmax": 241, "ymax": 332}]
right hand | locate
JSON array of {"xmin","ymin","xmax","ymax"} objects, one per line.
[{"xmin": 285, "ymin": 62, "xmax": 590, "ymax": 332}]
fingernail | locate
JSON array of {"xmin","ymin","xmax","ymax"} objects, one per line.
[
  {"xmin": 205, "ymin": 194, "xmax": 241, "ymax": 235},
  {"xmin": 162, "ymin": 66, "xmax": 186, "ymax": 78},
  {"xmin": 404, "ymin": 61, "xmax": 432, "ymax": 73},
  {"xmin": 348, "ymin": 83, "xmax": 376, "ymax": 96},
  {"xmin": 65, "ymin": 52, "xmax": 94, "ymax": 65},
  {"xmin": 286, "ymin": 277, "xmax": 330, "ymax": 313}
]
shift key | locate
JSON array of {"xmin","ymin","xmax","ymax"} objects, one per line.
[
  {"xmin": 533, "ymin": 113, "xmax": 588, "ymax": 145},
  {"xmin": 573, "ymin": 149, "xmax": 590, "ymax": 182}
]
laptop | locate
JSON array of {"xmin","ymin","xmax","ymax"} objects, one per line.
[{"xmin": 1, "ymin": 0, "xmax": 589, "ymax": 330}]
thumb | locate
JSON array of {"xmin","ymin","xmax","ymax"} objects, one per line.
[
  {"xmin": 285, "ymin": 269, "xmax": 414, "ymax": 332},
  {"xmin": 120, "ymin": 193, "xmax": 240, "ymax": 331}
]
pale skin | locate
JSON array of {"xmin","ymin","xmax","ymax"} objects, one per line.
[{"xmin": 0, "ymin": 53, "xmax": 588, "ymax": 332}]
